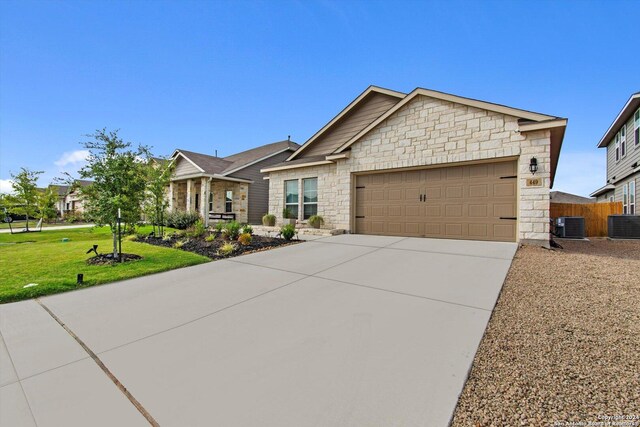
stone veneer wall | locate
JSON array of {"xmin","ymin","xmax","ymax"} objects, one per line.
[
  {"xmin": 210, "ymin": 181, "xmax": 249, "ymax": 223},
  {"xmin": 268, "ymin": 95, "xmax": 552, "ymax": 243}
]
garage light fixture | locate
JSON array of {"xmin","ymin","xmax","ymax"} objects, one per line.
[{"xmin": 529, "ymin": 157, "xmax": 538, "ymax": 174}]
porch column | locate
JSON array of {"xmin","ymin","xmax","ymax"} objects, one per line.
[
  {"xmin": 186, "ymin": 179, "xmax": 192, "ymax": 211},
  {"xmin": 200, "ymin": 178, "xmax": 208, "ymax": 224},
  {"xmin": 168, "ymin": 181, "xmax": 174, "ymax": 211}
]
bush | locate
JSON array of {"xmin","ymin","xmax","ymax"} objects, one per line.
[
  {"xmin": 162, "ymin": 234, "xmax": 173, "ymax": 242},
  {"xmin": 262, "ymin": 214, "xmax": 276, "ymax": 226},
  {"xmin": 221, "ymin": 220, "xmax": 241, "ymax": 241},
  {"xmin": 280, "ymin": 223, "xmax": 296, "ymax": 241},
  {"xmin": 204, "ymin": 234, "xmax": 215, "ymax": 242},
  {"xmin": 218, "ymin": 242, "xmax": 236, "ymax": 256},
  {"xmin": 241, "ymin": 224, "xmax": 253, "ymax": 235},
  {"xmin": 213, "ymin": 221, "xmax": 225, "ymax": 234},
  {"xmin": 65, "ymin": 212, "xmax": 84, "ymax": 223},
  {"xmin": 238, "ymin": 232, "xmax": 252, "ymax": 246},
  {"xmin": 164, "ymin": 211, "xmax": 201, "ymax": 230},
  {"xmin": 124, "ymin": 234, "xmax": 139, "ymax": 242},
  {"xmin": 308, "ymin": 215, "xmax": 324, "ymax": 229},
  {"xmin": 187, "ymin": 219, "xmax": 206, "ymax": 238}
]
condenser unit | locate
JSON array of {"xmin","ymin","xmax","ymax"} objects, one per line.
[
  {"xmin": 608, "ymin": 215, "xmax": 640, "ymax": 239},
  {"xmin": 555, "ymin": 217, "xmax": 586, "ymax": 239}
]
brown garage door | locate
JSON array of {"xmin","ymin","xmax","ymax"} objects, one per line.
[{"xmin": 355, "ymin": 160, "xmax": 517, "ymax": 241}]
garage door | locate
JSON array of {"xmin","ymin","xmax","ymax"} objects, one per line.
[{"xmin": 354, "ymin": 161, "xmax": 517, "ymax": 242}]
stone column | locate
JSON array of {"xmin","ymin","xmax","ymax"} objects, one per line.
[
  {"xmin": 168, "ymin": 181, "xmax": 174, "ymax": 211},
  {"xmin": 200, "ymin": 178, "xmax": 208, "ymax": 224},
  {"xmin": 186, "ymin": 179, "xmax": 192, "ymax": 211}
]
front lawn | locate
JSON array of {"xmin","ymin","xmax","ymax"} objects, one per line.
[{"xmin": 0, "ymin": 226, "xmax": 210, "ymax": 303}]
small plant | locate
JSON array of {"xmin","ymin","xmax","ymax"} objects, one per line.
[
  {"xmin": 262, "ymin": 213, "xmax": 276, "ymax": 226},
  {"xmin": 204, "ymin": 234, "xmax": 216, "ymax": 242},
  {"xmin": 307, "ymin": 215, "xmax": 324, "ymax": 229},
  {"xmin": 280, "ymin": 223, "xmax": 296, "ymax": 241},
  {"xmin": 173, "ymin": 238, "xmax": 190, "ymax": 249},
  {"xmin": 241, "ymin": 224, "xmax": 253, "ymax": 235},
  {"xmin": 238, "ymin": 232, "xmax": 252, "ymax": 246},
  {"xmin": 282, "ymin": 207, "xmax": 293, "ymax": 219},
  {"xmin": 218, "ymin": 242, "xmax": 236, "ymax": 256},
  {"xmin": 221, "ymin": 220, "xmax": 241, "ymax": 241},
  {"xmin": 124, "ymin": 234, "xmax": 139, "ymax": 242},
  {"xmin": 187, "ymin": 220, "xmax": 206, "ymax": 238},
  {"xmin": 162, "ymin": 234, "xmax": 173, "ymax": 242}
]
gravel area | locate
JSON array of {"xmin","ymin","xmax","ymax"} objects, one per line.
[{"xmin": 451, "ymin": 238, "xmax": 640, "ymax": 427}]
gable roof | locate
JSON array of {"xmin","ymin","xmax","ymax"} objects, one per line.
[
  {"xmin": 597, "ymin": 92, "xmax": 640, "ymax": 148},
  {"xmin": 550, "ymin": 191, "xmax": 594, "ymax": 204},
  {"xmin": 171, "ymin": 140, "xmax": 300, "ymax": 177},
  {"xmin": 287, "ymin": 86, "xmax": 405, "ymax": 161},
  {"xmin": 333, "ymin": 87, "xmax": 560, "ymax": 154}
]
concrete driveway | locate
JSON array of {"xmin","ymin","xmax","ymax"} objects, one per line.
[{"xmin": 0, "ymin": 234, "xmax": 516, "ymax": 427}]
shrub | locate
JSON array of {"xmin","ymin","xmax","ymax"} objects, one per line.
[
  {"xmin": 173, "ymin": 239, "xmax": 189, "ymax": 249},
  {"xmin": 308, "ymin": 215, "xmax": 324, "ymax": 229},
  {"xmin": 213, "ymin": 221, "xmax": 225, "ymax": 234},
  {"xmin": 204, "ymin": 234, "xmax": 215, "ymax": 242},
  {"xmin": 187, "ymin": 219, "xmax": 206, "ymax": 238},
  {"xmin": 241, "ymin": 224, "xmax": 253, "ymax": 235},
  {"xmin": 65, "ymin": 212, "xmax": 84, "ymax": 223},
  {"xmin": 280, "ymin": 223, "xmax": 296, "ymax": 241},
  {"xmin": 164, "ymin": 211, "xmax": 201, "ymax": 230},
  {"xmin": 218, "ymin": 242, "xmax": 236, "ymax": 256},
  {"xmin": 221, "ymin": 220, "xmax": 241, "ymax": 241},
  {"xmin": 262, "ymin": 213, "xmax": 276, "ymax": 226},
  {"xmin": 238, "ymin": 232, "xmax": 252, "ymax": 246},
  {"xmin": 124, "ymin": 234, "xmax": 139, "ymax": 242},
  {"xmin": 162, "ymin": 234, "xmax": 173, "ymax": 242}
]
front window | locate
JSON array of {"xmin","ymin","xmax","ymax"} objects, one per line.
[
  {"xmin": 621, "ymin": 125, "xmax": 626, "ymax": 157},
  {"xmin": 225, "ymin": 190, "xmax": 233, "ymax": 213},
  {"xmin": 635, "ymin": 109, "xmax": 639, "ymax": 146},
  {"xmin": 284, "ymin": 180, "xmax": 299, "ymax": 219},
  {"xmin": 303, "ymin": 178, "xmax": 318, "ymax": 219},
  {"xmin": 195, "ymin": 193, "xmax": 199, "ymax": 210},
  {"xmin": 623, "ymin": 184, "xmax": 628, "ymax": 214},
  {"xmin": 630, "ymin": 180, "xmax": 636, "ymax": 215},
  {"xmin": 208, "ymin": 193, "xmax": 213, "ymax": 212}
]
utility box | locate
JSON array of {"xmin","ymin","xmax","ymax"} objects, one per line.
[
  {"xmin": 608, "ymin": 215, "xmax": 640, "ymax": 239},
  {"xmin": 555, "ymin": 217, "xmax": 586, "ymax": 238}
]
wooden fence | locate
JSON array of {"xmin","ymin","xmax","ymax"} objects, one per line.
[{"xmin": 550, "ymin": 202, "xmax": 623, "ymax": 237}]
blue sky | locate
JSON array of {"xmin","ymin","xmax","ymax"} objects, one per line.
[{"xmin": 1, "ymin": 0, "xmax": 638, "ymax": 196}]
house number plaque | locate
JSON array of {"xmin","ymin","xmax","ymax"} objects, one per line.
[{"xmin": 526, "ymin": 178, "xmax": 542, "ymax": 187}]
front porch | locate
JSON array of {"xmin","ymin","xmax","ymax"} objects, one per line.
[{"xmin": 168, "ymin": 177, "xmax": 249, "ymax": 225}]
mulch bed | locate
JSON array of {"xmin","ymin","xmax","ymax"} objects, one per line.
[
  {"xmin": 138, "ymin": 232, "xmax": 300, "ymax": 260},
  {"xmin": 451, "ymin": 238, "xmax": 640, "ymax": 426},
  {"xmin": 86, "ymin": 253, "xmax": 143, "ymax": 265}
]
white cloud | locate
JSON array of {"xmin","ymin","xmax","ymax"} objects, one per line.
[
  {"xmin": 0, "ymin": 179, "xmax": 13, "ymax": 194},
  {"xmin": 54, "ymin": 150, "xmax": 90, "ymax": 168},
  {"xmin": 553, "ymin": 150, "xmax": 606, "ymax": 198}
]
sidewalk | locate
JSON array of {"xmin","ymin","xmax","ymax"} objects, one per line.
[{"xmin": 0, "ymin": 224, "xmax": 95, "ymax": 234}]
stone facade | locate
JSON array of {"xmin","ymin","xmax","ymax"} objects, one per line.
[
  {"xmin": 170, "ymin": 178, "xmax": 249, "ymax": 224},
  {"xmin": 268, "ymin": 95, "xmax": 552, "ymax": 244}
]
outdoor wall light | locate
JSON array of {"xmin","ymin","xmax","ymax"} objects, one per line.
[{"xmin": 529, "ymin": 157, "xmax": 538, "ymax": 174}]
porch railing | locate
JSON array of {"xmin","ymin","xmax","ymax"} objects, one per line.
[{"xmin": 209, "ymin": 212, "xmax": 236, "ymax": 221}]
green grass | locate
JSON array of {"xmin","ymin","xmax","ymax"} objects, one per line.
[
  {"xmin": 0, "ymin": 226, "xmax": 209, "ymax": 304},
  {"xmin": 0, "ymin": 220, "xmax": 90, "ymax": 229}
]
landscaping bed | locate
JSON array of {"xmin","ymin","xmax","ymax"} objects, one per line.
[
  {"xmin": 137, "ymin": 232, "xmax": 300, "ymax": 260},
  {"xmin": 451, "ymin": 238, "xmax": 640, "ymax": 426}
]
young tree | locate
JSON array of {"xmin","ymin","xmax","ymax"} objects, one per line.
[
  {"xmin": 4, "ymin": 168, "xmax": 43, "ymax": 231},
  {"xmin": 144, "ymin": 158, "xmax": 173, "ymax": 238},
  {"xmin": 78, "ymin": 129, "xmax": 149, "ymax": 258},
  {"xmin": 37, "ymin": 187, "xmax": 59, "ymax": 222}
]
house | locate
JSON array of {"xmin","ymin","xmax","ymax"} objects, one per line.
[
  {"xmin": 261, "ymin": 86, "xmax": 567, "ymax": 245},
  {"xmin": 550, "ymin": 191, "xmax": 595, "ymax": 204},
  {"xmin": 168, "ymin": 140, "xmax": 300, "ymax": 225},
  {"xmin": 49, "ymin": 180, "xmax": 93, "ymax": 218},
  {"xmin": 590, "ymin": 92, "xmax": 639, "ymax": 214}
]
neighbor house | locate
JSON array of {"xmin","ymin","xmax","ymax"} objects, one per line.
[
  {"xmin": 261, "ymin": 86, "xmax": 567, "ymax": 245},
  {"xmin": 590, "ymin": 92, "xmax": 639, "ymax": 214},
  {"xmin": 550, "ymin": 191, "xmax": 594, "ymax": 204},
  {"xmin": 169, "ymin": 140, "xmax": 299, "ymax": 225},
  {"xmin": 49, "ymin": 180, "xmax": 93, "ymax": 219}
]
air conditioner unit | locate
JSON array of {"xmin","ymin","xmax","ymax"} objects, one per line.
[
  {"xmin": 608, "ymin": 215, "xmax": 640, "ymax": 239},
  {"xmin": 555, "ymin": 217, "xmax": 585, "ymax": 238}
]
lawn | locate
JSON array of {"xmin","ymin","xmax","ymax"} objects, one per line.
[{"xmin": 0, "ymin": 226, "xmax": 210, "ymax": 303}]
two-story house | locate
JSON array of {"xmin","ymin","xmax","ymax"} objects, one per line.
[{"xmin": 590, "ymin": 92, "xmax": 640, "ymax": 215}]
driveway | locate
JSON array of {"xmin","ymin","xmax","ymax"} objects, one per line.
[{"xmin": 0, "ymin": 234, "xmax": 517, "ymax": 427}]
